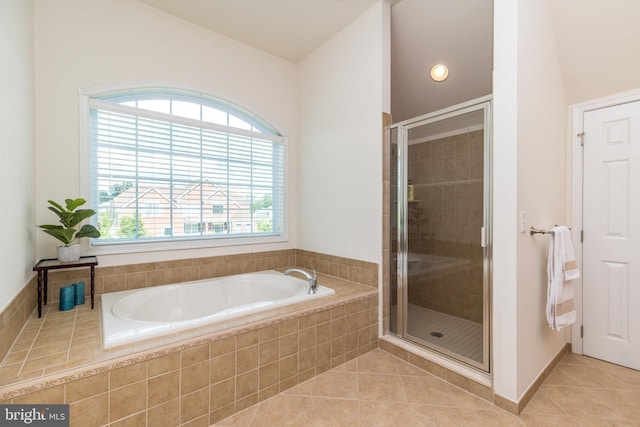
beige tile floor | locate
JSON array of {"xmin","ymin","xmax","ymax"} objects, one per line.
[{"xmin": 214, "ymin": 348, "xmax": 640, "ymax": 426}]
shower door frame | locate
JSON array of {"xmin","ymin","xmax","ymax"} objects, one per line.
[{"xmin": 393, "ymin": 95, "xmax": 492, "ymax": 372}]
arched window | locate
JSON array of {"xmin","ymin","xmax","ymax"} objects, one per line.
[{"xmin": 82, "ymin": 86, "xmax": 285, "ymax": 249}]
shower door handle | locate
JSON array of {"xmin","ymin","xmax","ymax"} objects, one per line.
[{"xmin": 481, "ymin": 227, "xmax": 487, "ymax": 248}]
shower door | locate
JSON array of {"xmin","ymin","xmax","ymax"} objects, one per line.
[{"xmin": 390, "ymin": 97, "xmax": 491, "ymax": 372}]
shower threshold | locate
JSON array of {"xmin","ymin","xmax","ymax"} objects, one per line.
[{"xmin": 391, "ymin": 303, "xmax": 483, "ymax": 364}]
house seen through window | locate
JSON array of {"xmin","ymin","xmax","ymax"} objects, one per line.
[{"xmin": 87, "ymin": 87, "xmax": 285, "ymax": 245}]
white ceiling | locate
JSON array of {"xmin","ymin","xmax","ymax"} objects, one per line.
[
  {"xmin": 137, "ymin": 0, "xmax": 491, "ymax": 122},
  {"xmin": 137, "ymin": 0, "xmax": 640, "ymax": 121},
  {"xmin": 137, "ymin": 0, "xmax": 388, "ymax": 63}
]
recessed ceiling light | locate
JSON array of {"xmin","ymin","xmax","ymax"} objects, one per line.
[{"xmin": 430, "ymin": 64, "xmax": 449, "ymax": 82}]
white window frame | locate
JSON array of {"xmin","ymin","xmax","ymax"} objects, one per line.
[{"xmin": 79, "ymin": 82, "xmax": 288, "ymax": 256}]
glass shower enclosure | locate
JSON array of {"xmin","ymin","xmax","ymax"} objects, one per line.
[{"xmin": 388, "ymin": 97, "xmax": 491, "ymax": 371}]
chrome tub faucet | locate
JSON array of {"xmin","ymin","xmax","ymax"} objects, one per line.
[{"xmin": 284, "ymin": 268, "xmax": 318, "ymax": 294}]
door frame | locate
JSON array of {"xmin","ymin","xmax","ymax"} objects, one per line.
[{"xmin": 570, "ymin": 88, "xmax": 640, "ymax": 354}]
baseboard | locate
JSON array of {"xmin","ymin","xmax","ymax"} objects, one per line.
[{"xmin": 494, "ymin": 342, "xmax": 571, "ymax": 415}]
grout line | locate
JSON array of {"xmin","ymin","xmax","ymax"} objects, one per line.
[
  {"xmin": 16, "ymin": 306, "xmax": 48, "ymax": 376},
  {"xmin": 66, "ymin": 306, "xmax": 78, "ymax": 364},
  {"xmin": 394, "ymin": 356, "xmax": 411, "ymax": 405}
]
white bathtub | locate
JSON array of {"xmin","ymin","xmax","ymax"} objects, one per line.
[{"xmin": 100, "ymin": 270, "xmax": 335, "ymax": 348}]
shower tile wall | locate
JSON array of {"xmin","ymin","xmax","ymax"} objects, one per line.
[{"xmin": 407, "ymin": 130, "xmax": 484, "ymax": 323}]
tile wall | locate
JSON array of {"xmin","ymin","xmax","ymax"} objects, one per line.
[
  {"xmin": 406, "ymin": 129, "xmax": 484, "ymax": 322},
  {"xmin": 0, "ymin": 278, "xmax": 36, "ymax": 365}
]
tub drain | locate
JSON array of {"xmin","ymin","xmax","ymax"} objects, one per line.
[{"xmin": 430, "ymin": 332, "xmax": 444, "ymax": 338}]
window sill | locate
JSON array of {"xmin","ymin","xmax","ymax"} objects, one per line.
[{"xmin": 85, "ymin": 234, "xmax": 288, "ymax": 257}]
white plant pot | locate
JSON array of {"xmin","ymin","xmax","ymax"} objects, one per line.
[{"xmin": 57, "ymin": 244, "xmax": 81, "ymax": 262}]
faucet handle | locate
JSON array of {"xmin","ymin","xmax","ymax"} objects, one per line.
[{"xmin": 308, "ymin": 270, "xmax": 319, "ymax": 294}]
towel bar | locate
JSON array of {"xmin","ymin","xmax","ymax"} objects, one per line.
[{"xmin": 530, "ymin": 226, "xmax": 571, "ymax": 236}]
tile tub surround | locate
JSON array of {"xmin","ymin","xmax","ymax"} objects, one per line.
[
  {"xmin": 0, "ymin": 272, "xmax": 378, "ymax": 426},
  {"xmin": 0, "ymin": 248, "xmax": 378, "ymax": 364},
  {"xmin": 40, "ymin": 249, "xmax": 377, "ymax": 307}
]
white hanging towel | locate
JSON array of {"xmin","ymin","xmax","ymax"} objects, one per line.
[{"xmin": 546, "ymin": 226, "xmax": 580, "ymax": 330}]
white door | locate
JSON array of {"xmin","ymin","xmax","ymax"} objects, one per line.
[{"xmin": 583, "ymin": 100, "xmax": 640, "ymax": 370}]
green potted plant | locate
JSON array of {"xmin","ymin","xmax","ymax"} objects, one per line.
[{"xmin": 39, "ymin": 198, "xmax": 101, "ymax": 262}]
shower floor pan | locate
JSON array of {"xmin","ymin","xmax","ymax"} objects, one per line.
[{"xmin": 390, "ymin": 303, "xmax": 483, "ymax": 363}]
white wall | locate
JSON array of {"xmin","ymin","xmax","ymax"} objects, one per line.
[
  {"xmin": 493, "ymin": 0, "xmax": 569, "ymax": 402},
  {"xmin": 492, "ymin": 0, "xmax": 520, "ymax": 402},
  {"xmin": 33, "ymin": 0, "xmax": 298, "ymax": 266},
  {"xmin": 515, "ymin": 0, "xmax": 568, "ymax": 399},
  {"xmin": 297, "ymin": 1, "xmax": 390, "ymax": 264},
  {"xmin": 0, "ymin": 0, "xmax": 36, "ymax": 310}
]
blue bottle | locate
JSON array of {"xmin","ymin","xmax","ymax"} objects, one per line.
[
  {"xmin": 73, "ymin": 281, "xmax": 85, "ymax": 305},
  {"xmin": 59, "ymin": 286, "xmax": 74, "ymax": 311}
]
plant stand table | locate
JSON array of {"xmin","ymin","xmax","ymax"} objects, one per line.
[{"xmin": 32, "ymin": 256, "xmax": 98, "ymax": 318}]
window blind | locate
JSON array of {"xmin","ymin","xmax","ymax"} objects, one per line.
[{"xmin": 88, "ymin": 96, "xmax": 284, "ymax": 244}]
